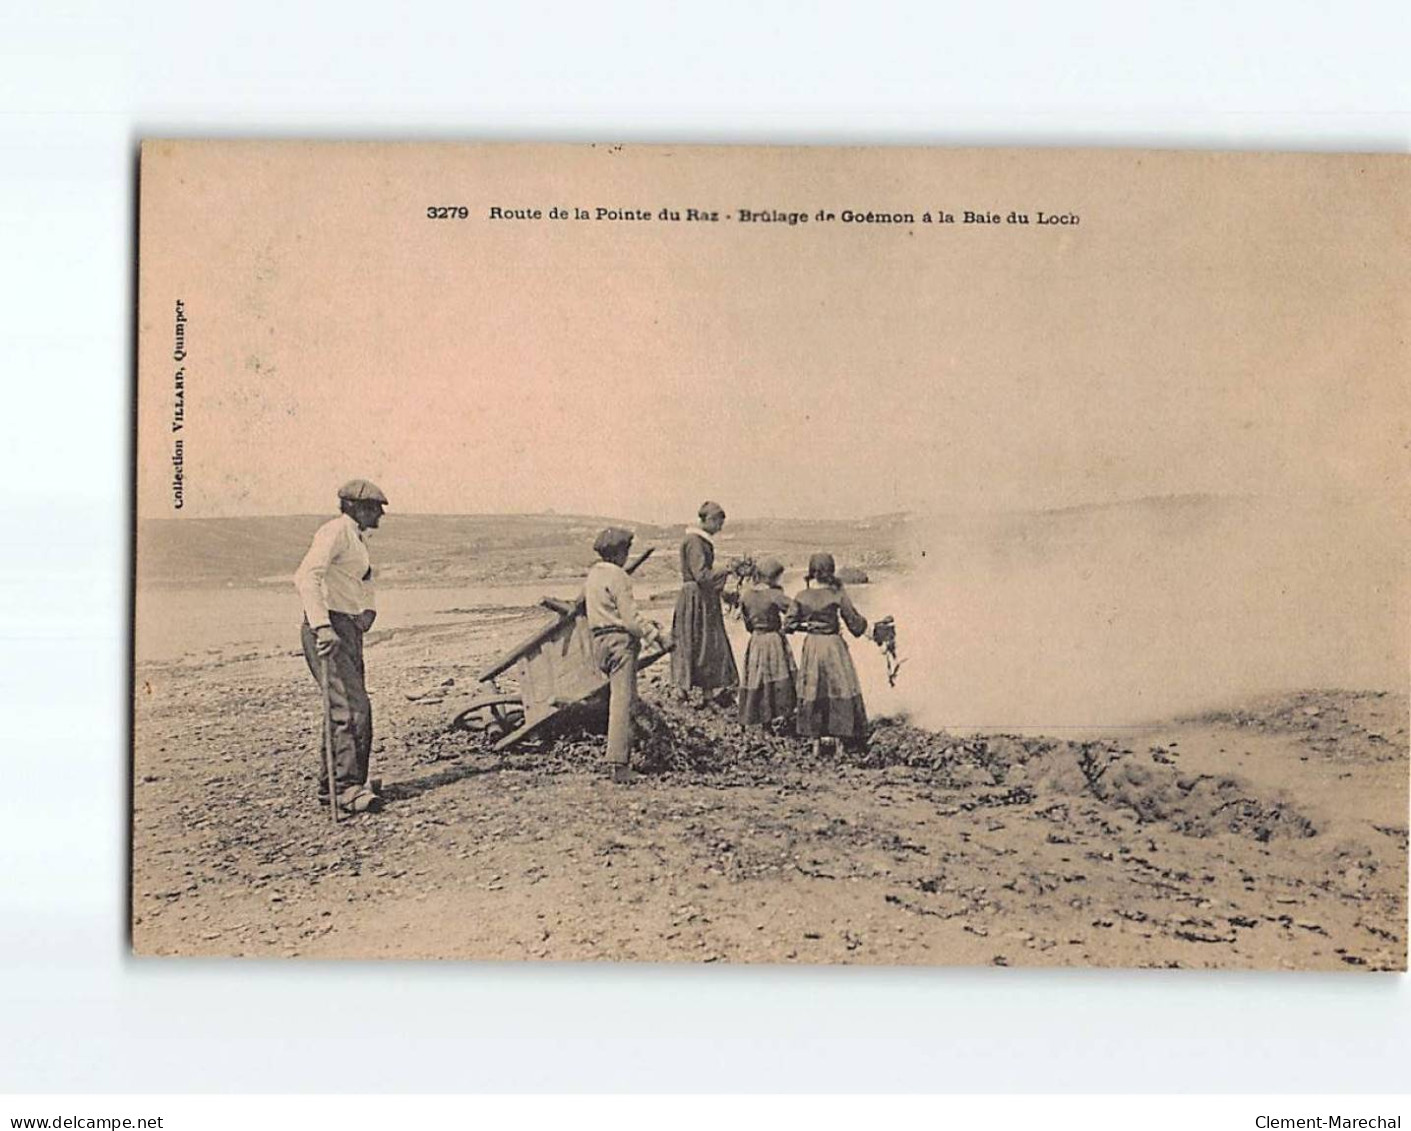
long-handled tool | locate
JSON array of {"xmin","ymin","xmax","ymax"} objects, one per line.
[{"xmin": 319, "ymin": 654, "xmax": 340, "ymax": 824}]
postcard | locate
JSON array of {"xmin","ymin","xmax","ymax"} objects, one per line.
[{"xmin": 134, "ymin": 141, "xmax": 1408, "ymax": 967}]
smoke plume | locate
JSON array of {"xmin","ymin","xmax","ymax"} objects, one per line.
[{"xmin": 858, "ymin": 495, "xmax": 1406, "ymax": 734}]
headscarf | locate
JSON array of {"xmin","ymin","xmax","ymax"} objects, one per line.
[
  {"xmin": 805, "ymin": 552, "xmax": 837, "ymax": 588},
  {"xmin": 755, "ymin": 556, "xmax": 785, "ymax": 585}
]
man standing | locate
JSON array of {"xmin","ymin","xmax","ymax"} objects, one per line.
[
  {"xmin": 294, "ymin": 479, "xmax": 387, "ymax": 814},
  {"xmin": 584, "ymin": 527, "xmax": 664, "ymax": 784}
]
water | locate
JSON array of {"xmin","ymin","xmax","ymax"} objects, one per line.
[{"xmin": 134, "ymin": 581, "xmax": 621, "ymax": 665}]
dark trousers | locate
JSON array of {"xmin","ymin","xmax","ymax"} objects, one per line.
[{"xmin": 301, "ymin": 611, "xmax": 372, "ymax": 793}]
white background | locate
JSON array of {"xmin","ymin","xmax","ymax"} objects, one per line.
[{"xmin": 2, "ymin": 0, "xmax": 1408, "ymax": 1095}]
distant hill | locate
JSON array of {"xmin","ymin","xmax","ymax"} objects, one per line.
[
  {"xmin": 135, "ymin": 496, "xmax": 1300, "ymax": 591},
  {"xmin": 135, "ymin": 511, "xmax": 911, "ymax": 589},
  {"xmin": 895, "ymin": 493, "xmax": 1260, "ymax": 569}
]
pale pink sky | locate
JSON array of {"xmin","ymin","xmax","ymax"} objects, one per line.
[{"xmin": 138, "ymin": 142, "xmax": 1409, "ymax": 523}]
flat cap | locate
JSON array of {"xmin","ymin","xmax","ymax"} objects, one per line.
[
  {"xmin": 593, "ymin": 526, "xmax": 634, "ymax": 555},
  {"xmin": 337, "ymin": 479, "xmax": 389, "ymax": 505}
]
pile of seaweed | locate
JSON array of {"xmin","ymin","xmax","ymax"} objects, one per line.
[{"xmin": 409, "ymin": 684, "xmax": 1320, "ymax": 844}]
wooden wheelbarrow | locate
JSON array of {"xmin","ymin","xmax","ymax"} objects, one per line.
[{"xmin": 436, "ymin": 548, "xmax": 671, "ymax": 750}]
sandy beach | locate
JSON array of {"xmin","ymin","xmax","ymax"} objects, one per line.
[{"xmin": 130, "ymin": 506, "xmax": 1408, "ymax": 969}]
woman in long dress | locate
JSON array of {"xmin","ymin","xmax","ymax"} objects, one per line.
[
  {"xmin": 738, "ymin": 557, "xmax": 797, "ymax": 726},
  {"xmin": 787, "ymin": 552, "xmax": 869, "ymax": 752},
  {"xmin": 670, "ymin": 500, "xmax": 739, "ymax": 700}
]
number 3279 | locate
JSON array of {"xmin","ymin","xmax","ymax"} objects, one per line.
[{"xmin": 426, "ymin": 206, "xmax": 470, "ymax": 219}]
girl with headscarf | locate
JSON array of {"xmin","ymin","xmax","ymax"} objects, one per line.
[
  {"xmin": 670, "ymin": 501, "xmax": 740, "ymax": 700},
  {"xmin": 737, "ymin": 557, "xmax": 797, "ymax": 727},
  {"xmin": 786, "ymin": 552, "xmax": 869, "ymax": 752}
]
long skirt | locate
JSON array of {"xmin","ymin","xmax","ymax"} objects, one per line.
[
  {"xmin": 739, "ymin": 631, "xmax": 797, "ymax": 725},
  {"xmin": 671, "ymin": 581, "xmax": 739, "ymax": 692},
  {"xmin": 795, "ymin": 633, "xmax": 868, "ymax": 740}
]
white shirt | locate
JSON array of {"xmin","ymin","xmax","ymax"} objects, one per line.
[
  {"xmin": 294, "ymin": 514, "xmax": 376, "ymax": 628},
  {"xmin": 584, "ymin": 561, "xmax": 655, "ymax": 639}
]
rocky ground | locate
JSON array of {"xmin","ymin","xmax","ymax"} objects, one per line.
[{"xmin": 131, "ymin": 602, "xmax": 1408, "ymax": 969}]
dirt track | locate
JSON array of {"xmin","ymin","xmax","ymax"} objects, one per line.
[{"xmin": 132, "ymin": 603, "xmax": 1408, "ymax": 969}]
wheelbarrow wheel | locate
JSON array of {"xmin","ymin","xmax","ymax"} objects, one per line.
[{"xmin": 451, "ymin": 695, "xmax": 526, "ymax": 741}]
